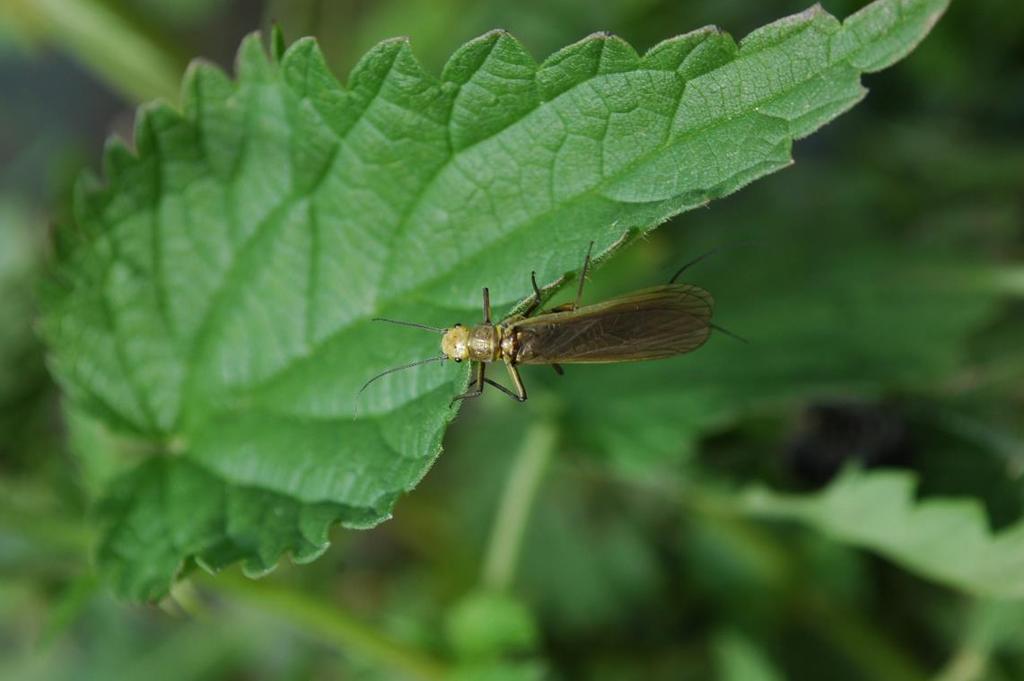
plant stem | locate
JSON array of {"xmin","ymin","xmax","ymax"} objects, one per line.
[
  {"xmin": 932, "ymin": 598, "xmax": 1024, "ymax": 681},
  {"xmin": 201, "ymin": 572, "xmax": 448, "ymax": 681},
  {"xmin": 793, "ymin": 592, "xmax": 928, "ymax": 681},
  {"xmin": 481, "ymin": 420, "xmax": 557, "ymax": 592},
  {"xmin": 1, "ymin": 0, "xmax": 184, "ymax": 103}
]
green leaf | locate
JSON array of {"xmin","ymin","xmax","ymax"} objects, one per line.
[
  {"xmin": 41, "ymin": 0, "xmax": 949, "ymax": 599},
  {"xmin": 741, "ymin": 467, "xmax": 1024, "ymax": 598}
]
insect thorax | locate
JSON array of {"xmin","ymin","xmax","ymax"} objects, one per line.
[{"xmin": 467, "ymin": 324, "xmax": 502, "ymax": 362}]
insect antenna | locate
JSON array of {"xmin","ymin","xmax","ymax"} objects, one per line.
[
  {"xmin": 668, "ymin": 240, "xmax": 758, "ymax": 284},
  {"xmin": 372, "ymin": 318, "xmax": 446, "ymax": 333},
  {"xmin": 358, "ymin": 355, "xmax": 448, "ymax": 395},
  {"xmin": 669, "ymin": 248, "xmax": 721, "ymax": 284},
  {"xmin": 710, "ymin": 323, "xmax": 748, "ymax": 344}
]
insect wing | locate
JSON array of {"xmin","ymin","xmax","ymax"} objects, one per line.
[{"xmin": 512, "ymin": 284, "xmax": 713, "ymax": 364}]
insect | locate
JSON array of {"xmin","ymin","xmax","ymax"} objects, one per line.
[{"xmin": 360, "ymin": 242, "xmax": 741, "ymax": 404}]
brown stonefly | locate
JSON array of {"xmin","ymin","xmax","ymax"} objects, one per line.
[{"xmin": 360, "ymin": 242, "xmax": 743, "ymax": 405}]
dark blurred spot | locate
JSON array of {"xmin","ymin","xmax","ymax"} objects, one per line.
[{"xmin": 787, "ymin": 401, "xmax": 914, "ymax": 487}]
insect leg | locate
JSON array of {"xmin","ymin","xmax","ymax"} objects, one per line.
[
  {"xmin": 523, "ymin": 272, "xmax": 543, "ymax": 317},
  {"xmin": 523, "ymin": 241, "xmax": 593, "ymax": 317},
  {"xmin": 450, "ymin": 362, "xmax": 486, "ymax": 406},
  {"xmin": 482, "ymin": 378, "xmax": 524, "ymax": 401},
  {"xmin": 572, "ymin": 241, "xmax": 595, "ymax": 310},
  {"xmin": 551, "ymin": 363, "xmax": 564, "ymax": 376},
  {"xmin": 504, "ymin": 361, "xmax": 528, "ymax": 402},
  {"xmin": 482, "ymin": 287, "xmax": 492, "ymax": 323}
]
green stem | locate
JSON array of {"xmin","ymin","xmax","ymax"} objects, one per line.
[
  {"xmin": 200, "ymin": 572, "xmax": 448, "ymax": 681},
  {"xmin": 792, "ymin": 593, "xmax": 928, "ymax": 681},
  {"xmin": 2, "ymin": 0, "xmax": 184, "ymax": 103},
  {"xmin": 481, "ymin": 420, "xmax": 558, "ymax": 591},
  {"xmin": 932, "ymin": 598, "xmax": 1023, "ymax": 681}
]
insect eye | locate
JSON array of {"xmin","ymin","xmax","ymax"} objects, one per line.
[
  {"xmin": 454, "ymin": 323, "xmax": 462, "ymax": 328},
  {"xmin": 454, "ymin": 358, "xmax": 462, "ymax": 363}
]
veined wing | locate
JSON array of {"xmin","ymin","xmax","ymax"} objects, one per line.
[{"xmin": 510, "ymin": 284, "xmax": 713, "ymax": 364}]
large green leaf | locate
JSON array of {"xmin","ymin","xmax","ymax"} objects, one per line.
[
  {"xmin": 41, "ymin": 0, "xmax": 949, "ymax": 599},
  {"xmin": 741, "ymin": 467, "xmax": 1024, "ymax": 598}
]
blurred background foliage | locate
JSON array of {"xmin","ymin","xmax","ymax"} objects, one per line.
[{"xmin": 1, "ymin": 0, "xmax": 1023, "ymax": 679}]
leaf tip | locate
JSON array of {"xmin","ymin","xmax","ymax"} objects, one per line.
[
  {"xmin": 279, "ymin": 35, "xmax": 336, "ymax": 93},
  {"xmin": 378, "ymin": 34, "xmax": 413, "ymax": 49},
  {"xmin": 100, "ymin": 135, "xmax": 134, "ymax": 182},
  {"xmin": 282, "ymin": 34, "xmax": 320, "ymax": 58},
  {"xmin": 291, "ymin": 541, "xmax": 331, "ymax": 565},
  {"xmin": 131, "ymin": 99, "xmax": 179, "ymax": 158},
  {"xmin": 235, "ymin": 30, "xmax": 275, "ymax": 80},
  {"xmin": 838, "ymin": 0, "xmax": 951, "ymax": 73},
  {"xmin": 180, "ymin": 58, "xmax": 234, "ymax": 120},
  {"xmin": 480, "ymin": 27, "xmax": 511, "ymax": 39},
  {"xmin": 441, "ymin": 28, "xmax": 534, "ymax": 87},
  {"xmin": 241, "ymin": 560, "xmax": 280, "ymax": 580}
]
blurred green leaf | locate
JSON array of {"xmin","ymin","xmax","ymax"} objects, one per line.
[
  {"xmin": 205, "ymin": 570, "xmax": 449, "ymax": 681},
  {"xmin": 40, "ymin": 0, "xmax": 949, "ymax": 599},
  {"xmin": 446, "ymin": 590, "xmax": 538, "ymax": 660},
  {"xmin": 555, "ymin": 212, "xmax": 997, "ymax": 475},
  {"xmin": 449, "ymin": 661, "xmax": 548, "ymax": 681},
  {"xmin": 712, "ymin": 630, "xmax": 784, "ymax": 681},
  {"xmin": 741, "ymin": 467, "xmax": 1024, "ymax": 598},
  {"xmin": 0, "ymin": 581, "xmax": 328, "ymax": 681},
  {"xmin": 517, "ymin": 472, "xmax": 665, "ymax": 635}
]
